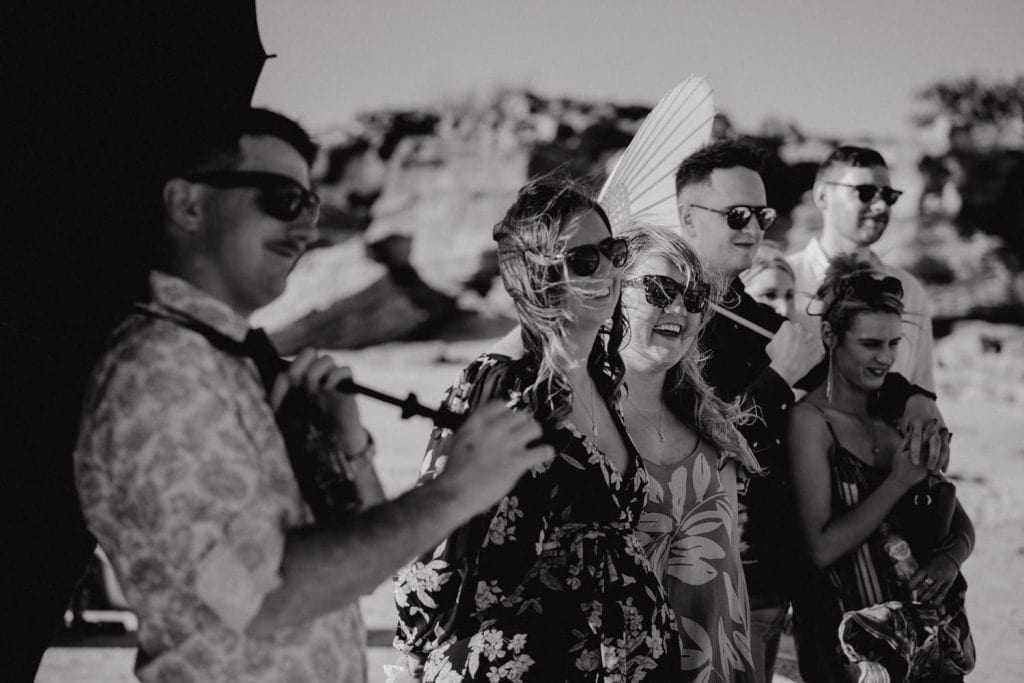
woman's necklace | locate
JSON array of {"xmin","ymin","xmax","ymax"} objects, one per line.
[
  {"xmin": 575, "ymin": 380, "xmax": 600, "ymax": 438},
  {"xmin": 627, "ymin": 398, "xmax": 664, "ymax": 442},
  {"xmin": 852, "ymin": 414, "xmax": 882, "ymax": 456}
]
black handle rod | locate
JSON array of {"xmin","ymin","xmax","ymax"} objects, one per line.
[
  {"xmin": 335, "ymin": 377, "xmax": 552, "ymax": 449},
  {"xmin": 336, "ymin": 378, "xmax": 462, "ymax": 429}
]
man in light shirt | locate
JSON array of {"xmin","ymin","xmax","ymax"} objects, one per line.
[
  {"xmin": 787, "ymin": 145, "xmax": 935, "ymax": 392},
  {"xmin": 73, "ymin": 108, "xmax": 552, "ymax": 682}
]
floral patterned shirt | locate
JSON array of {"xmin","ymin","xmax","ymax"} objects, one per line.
[
  {"xmin": 393, "ymin": 354, "xmax": 682, "ymax": 682},
  {"xmin": 74, "ymin": 271, "xmax": 366, "ymax": 683}
]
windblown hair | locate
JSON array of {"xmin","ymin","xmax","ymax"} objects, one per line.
[
  {"xmin": 618, "ymin": 223, "xmax": 761, "ymax": 474},
  {"xmin": 739, "ymin": 239, "xmax": 794, "ymax": 287},
  {"xmin": 816, "ymin": 253, "xmax": 905, "ymax": 343},
  {"xmin": 674, "ymin": 140, "xmax": 765, "ymax": 196},
  {"xmin": 815, "ymin": 144, "xmax": 888, "ymax": 182},
  {"xmin": 493, "ymin": 176, "xmax": 627, "ymax": 425}
]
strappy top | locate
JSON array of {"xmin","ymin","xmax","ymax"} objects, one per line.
[{"xmin": 808, "ymin": 404, "xmax": 905, "ymax": 611}]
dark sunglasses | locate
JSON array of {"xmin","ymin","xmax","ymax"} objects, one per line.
[
  {"xmin": 690, "ymin": 204, "xmax": 777, "ymax": 231},
  {"xmin": 184, "ymin": 171, "xmax": 321, "ymax": 224},
  {"xmin": 825, "ymin": 182, "xmax": 903, "ymax": 206},
  {"xmin": 548, "ymin": 237, "xmax": 629, "ymax": 277},
  {"xmin": 623, "ymin": 274, "xmax": 710, "ymax": 314}
]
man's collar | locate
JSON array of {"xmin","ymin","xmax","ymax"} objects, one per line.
[
  {"xmin": 149, "ymin": 271, "xmax": 250, "ymax": 342},
  {"xmin": 806, "ymin": 237, "xmax": 881, "ymax": 275}
]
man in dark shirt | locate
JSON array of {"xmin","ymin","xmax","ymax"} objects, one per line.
[{"xmin": 673, "ymin": 141, "xmax": 947, "ymax": 682}]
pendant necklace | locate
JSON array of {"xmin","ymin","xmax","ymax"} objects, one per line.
[
  {"xmin": 854, "ymin": 414, "xmax": 882, "ymax": 456},
  {"xmin": 575, "ymin": 381, "xmax": 600, "ymax": 438},
  {"xmin": 627, "ymin": 398, "xmax": 665, "ymax": 442}
]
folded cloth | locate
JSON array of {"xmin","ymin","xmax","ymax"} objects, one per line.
[{"xmin": 839, "ymin": 597, "xmax": 973, "ymax": 682}]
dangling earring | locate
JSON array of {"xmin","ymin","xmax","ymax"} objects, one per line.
[{"xmin": 826, "ymin": 346, "xmax": 834, "ymax": 403}]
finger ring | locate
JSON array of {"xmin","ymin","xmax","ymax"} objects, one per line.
[{"xmin": 924, "ymin": 577, "xmax": 935, "ymax": 585}]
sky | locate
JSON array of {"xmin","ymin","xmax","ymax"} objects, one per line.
[{"xmin": 253, "ymin": 0, "xmax": 1024, "ymax": 139}]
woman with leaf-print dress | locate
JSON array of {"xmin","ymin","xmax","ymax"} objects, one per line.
[
  {"xmin": 618, "ymin": 225, "xmax": 764, "ymax": 683},
  {"xmin": 393, "ymin": 181, "xmax": 682, "ymax": 682}
]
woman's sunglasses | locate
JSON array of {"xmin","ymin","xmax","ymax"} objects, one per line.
[
  {"xmin": 824, "ymin": 182, "xmax": 903, "ymax": 206},
  {"xmin": 184, "ymin": 171, "xmax": 321, "ymax": 224},
  {"xmin": 690, "ymin": 204, "xmax": 777, "ymax": 231},
  {"xmin": 528, "ymin": 237, "xmax": 628, "ymax": 277},
  {"xmin": 623, "ymin": 274, "xmax": 710, "ymax": 313}
]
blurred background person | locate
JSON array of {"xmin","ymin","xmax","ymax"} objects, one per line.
[
  {"xmin": 787, "ymin": 145, "xmax": 936, "ymax": 393},
  {"xmin": 740, "ymin": 240, "xmax": 797, "ymax": 320}
]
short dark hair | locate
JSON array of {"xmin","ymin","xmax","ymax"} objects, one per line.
[
  {"xmin": 165, "ymin": 107, "xmax": 318, "ymax": 178},
  {"xmin": 674, "ymin": 140, "xmax": 765, "ymax": 196},
  {"xmin": 815, "ymin": 145, "xmax": 887, "ymax": 182}
]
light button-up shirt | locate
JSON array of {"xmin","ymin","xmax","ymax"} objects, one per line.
[
  {"xmin": 75, "ymin": 271, "xmax": 366, "ymax": 682},
  {"xmin": 787, "ymin": 237, "xmax": 935, "ymax": 393}
]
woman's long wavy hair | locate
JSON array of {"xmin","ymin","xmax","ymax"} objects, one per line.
[
  {"xmin": 493, "ymin": 176, "xmax": 627, "ymax": 425},
  {"xmin": 618, "ymin": 223, "xmax": 761, "ymax": 474}
]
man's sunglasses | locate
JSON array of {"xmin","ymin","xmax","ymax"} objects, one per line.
[
  {"xmin": 825, "ymin": 182, "xmax": 903, "ymax": 206},
  {"xmin": 527, "ymin": 237, "xmax": 628, "ymax": 277},
  {"xmin": 184, "ymin": 171, "xmax": 321, "ymax": 224},
  {"xmin": 623, "ymin": 274, "xmax": 710, "ymax": 314},
  {"xmin": 690, "ymin": 204, "xmax": 777, "ymax": 231}
]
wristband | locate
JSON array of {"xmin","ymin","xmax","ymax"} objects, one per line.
[{"xmin": 340, "ymin": 430, "xmax": 375, "ymax": 463}]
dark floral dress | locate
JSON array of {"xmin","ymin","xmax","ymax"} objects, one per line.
[{"xmin": 393, "ymin": 354, "xmax": 682, "ymax": 682}]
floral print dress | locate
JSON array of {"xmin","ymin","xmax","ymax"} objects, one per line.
[
  {"xmin": 637, "ymin": 444, "xmax": 756, "ymax": 683},
  {"xmin": 394, "ymin": 354, "xmax": 681, "ymax": 682}
]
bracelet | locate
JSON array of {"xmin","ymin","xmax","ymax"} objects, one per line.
[{"xmin": 340, "ymin": 430, "xmax": 375, "ymax": 464}]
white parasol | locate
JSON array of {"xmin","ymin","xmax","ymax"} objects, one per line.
[{"xmin": 598, "ymin": 75, "xmax": 775, "ymax": 340}]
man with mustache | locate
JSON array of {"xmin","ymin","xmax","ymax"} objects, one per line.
[
  {"xmin": 787, "ymin": 145, "xmax": 935, "ymax": 391},
  {"xmin": 73, "ymin": 108, "xmax": 552, "ymax": 683},
  {"xmin": 674, "ymin": 141, "xmax": 945, "ymax": 683}
]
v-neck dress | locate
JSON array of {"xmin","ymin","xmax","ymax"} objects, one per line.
[{"xmin": 394, "ymin": 353, "xmax": 681, "ymax": 681}]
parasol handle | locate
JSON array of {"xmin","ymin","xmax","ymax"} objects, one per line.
[
  {"xmin": 708, "ymin": 302, "xmax": 775, "ymax": 340},
  {"xmin": 336, "ymin": 378, "xmax": 549, "ymax": 448},
  {"xmin": 335, "ymin": 378, "xmax": 461, "ymax": 428}
]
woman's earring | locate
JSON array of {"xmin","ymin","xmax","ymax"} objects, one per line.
[{"xmin": 826, "ymin": 346, "xmax": 834, "ymax": 403}]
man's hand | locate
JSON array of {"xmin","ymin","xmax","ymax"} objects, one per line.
[
  {"xmin": 899, "ymin": 395, "xmax": 950, "ymax": 472},
  {"xmin": 436, "ymin": 401, "xmax": 555, "ymax": 516},
  {"xmin": 271, "ymin": 349, "xmax": 366, "ymax": 455},
  {"xmin": 766, "ymin": 320, "xmax": 825, "ymax": 387},
  {"xmin": 888, "ymin": 428, "xmax": 930, "ymax": 492}
]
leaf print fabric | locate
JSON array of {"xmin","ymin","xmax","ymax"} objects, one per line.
[
  {"xmin": 74, "ymin": 272, "xmax": 367, "ymax": 683},
  {"xmin": 393, "ymin": 354, "xmax": 682, "ymax": 681},
  {"xmin": 638, "ymin": 450, "xmax": 755, "ymax": 683}
]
